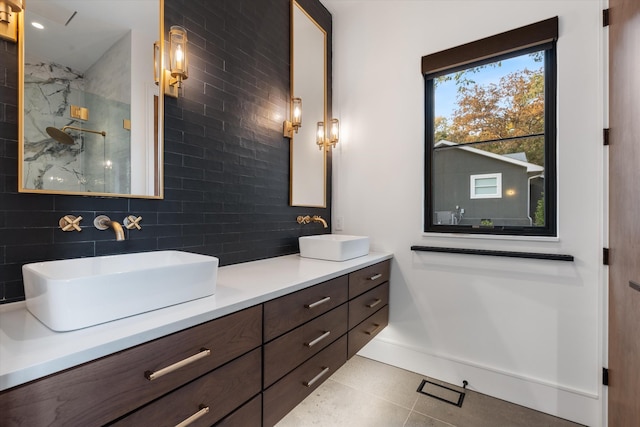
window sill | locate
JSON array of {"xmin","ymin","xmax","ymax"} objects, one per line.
[
  {"xmin": 411, "ymin": 245, "xmax": 573, "ymax": 262},
  {"xmin": 421, "ymin": 232, "xmax": 560, "ymax": 243}
]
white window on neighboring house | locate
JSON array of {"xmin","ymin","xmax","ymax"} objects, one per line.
[{"xmin": 470, "ymin": 173, "xmax": 502, "ymax": 199}]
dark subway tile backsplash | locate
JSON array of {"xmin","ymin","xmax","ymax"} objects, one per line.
[{"xmin": 0, "ymin": 0, "xmax": 332, "ymax": 303}]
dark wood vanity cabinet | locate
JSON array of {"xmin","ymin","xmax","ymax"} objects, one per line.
[
  {"xmin": 262, "ymin": 259, "xmax": 390, "ymax": 426},
  {"xmin": 264, "ymin": 304, "xmax": 348, "ymax": 387},
  {"xmin": 263, "ymin": 335, "xmax": 348, "ymax": 427},
  {"xmin": 0, "ymin": 306, "xmax": 263, "ymax": 427},
  {"xmin": 263, "ymin": 275, "xmax": 349, "ymax": 342},
  {"xmin": 348, "ymin": 304, "xmax": 389, "ymax": 359},
  {"xmin": 0, "ymin": 259, "xmax": 390, "ymax": 427},
  {"xmin": 215, "ymin": 394, "xmax": 262, "ymax": 427},
  {"xmin": 348, "ymin": 281, "xmax": 390, "ymax": 358},
  {"xmin": 349, "ymin": 281, "xmax": 390, "ymax": 329},
  {"xmin": 346, "ymin": 260, "xmax": 390, "ymax": 359},
  {"xmin": 348, "ymin": 260, "xmax": 391, "ymax": 299}
]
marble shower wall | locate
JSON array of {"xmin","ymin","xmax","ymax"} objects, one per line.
[
  {"xmin": 22, "ymin": 32, "xmax": 132, "ymax": 194},
  {"xmin": 85, "ymin": 32, "xmax": 132, "ymax": 195}
]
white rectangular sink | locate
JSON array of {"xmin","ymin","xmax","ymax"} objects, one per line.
[
  {"xmin": 22, "ymin": 251, "xmax": 218, "ymax": 332},
  {"xmin": 299, "ymin": 234, "xmax": 370, "ymax": 262}
]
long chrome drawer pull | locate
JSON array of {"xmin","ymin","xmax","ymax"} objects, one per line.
[
  {"xmin": 305, "ymin": 331, "xmax": 331, "ymax": 347},
  {"xmin": 369, "ymin": 273, "xmax": 382, "ymax": 281},
  {"xmin": 145, "ymin": 348, "xmax": 211, "ymax": 381},
  {"xmin": 175, "ymin": 405, "xmax": 209, "ymax": 427},
  {"xmin": 304, "ymin": 367, "xmax": 330, "ymax": 387},
  {"xmin": 305, "ymin": 296, "xmax": 331, "ymax": 309},
  {"xmin": 367, "ymin": 299, "xmax": 382, "ymax": 308},
  {"xmin": 365, "ymin": 323, "xmax": 381, "ymax": 335}
]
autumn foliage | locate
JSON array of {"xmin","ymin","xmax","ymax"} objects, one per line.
[{"xmin": 435, "ymin": 66, "xmax": 545, "ymax": 166}]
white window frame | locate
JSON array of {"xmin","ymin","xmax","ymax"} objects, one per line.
[{"xmin": 470, "ymin": 173, "xmax": 502, "ymax": 199}]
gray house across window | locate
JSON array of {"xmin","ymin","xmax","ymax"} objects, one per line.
[{"xmin": 432, "ymin": 140, "xmax": 544, "ymax": 227}]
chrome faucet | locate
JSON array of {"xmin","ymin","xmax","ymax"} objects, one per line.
[{"xmin": 94, "ymin": 215, "xmax": 125, "ymax": 241}]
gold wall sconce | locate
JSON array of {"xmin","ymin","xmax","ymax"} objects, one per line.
[
  {"xmin": 283, "ymin": 97, "xmax": 302, "ymax": 138},
  {"xmin": 156, "ymin": 26, "xmax": 189, "ymax": 98},
  {"xmin": 316, "ymin": 118, "xmax": 340, "ymax": 150},
  {"xmin": 0, "ymin": 0, "xmax": 22, "ymax": 42},
  {"xmin": 168, "ymin": 26, "xmax": 188, "ymax": 89}
]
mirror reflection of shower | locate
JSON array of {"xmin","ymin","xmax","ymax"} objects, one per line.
[
  {"xmin": 22, "ymin": 10, "xmax": 136, "ymax": 196},
  {"xmin": 39, "ymin": 124, "xmax": 109, "ymax": 193},
  {"xmin": 46, "ymin": 126, "xmax": 107, "ymax": 145}
]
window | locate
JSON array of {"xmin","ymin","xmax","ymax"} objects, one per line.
[
  {"xmin": 470, "ymin": 173, "xmax": 502, "ymax": 199},
  {"xmin": 423, "ymin": 17, "xmax": 558, "ymax": 236}
]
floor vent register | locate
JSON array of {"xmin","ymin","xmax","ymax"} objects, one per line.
[{"xmin": 417, "ymin": 379, "xmax": 467, "ymax": 408}]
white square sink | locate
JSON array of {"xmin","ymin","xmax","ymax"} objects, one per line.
[
  {"xmin": 22, "ymin": 251, "xmax": 218, "ymax": 332},
  {"xmin": 299, "ymin": 234, "xmax": 370, "ymax": 262}
]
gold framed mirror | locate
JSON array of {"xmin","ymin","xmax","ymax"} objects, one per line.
[
  {"xmin": 18, "ymin": 0, "xmax": 164, "ymax": 198},
  {"xmin": 289, "ymin": 0, "xmax": 327, "ymax": 207}
]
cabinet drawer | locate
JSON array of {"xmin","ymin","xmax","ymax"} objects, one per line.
[
  {"xmin": 348, "ymin": 305, "xmax": 389, "ymax": 359},
  {"xmin": 111, "ymin": 348, "xmax": 262, "ymax": 427},
  {"xmin": 348, "ymin": 282, "xmax": 389, "ymax": 329},
  {"xmin": 263, "ymin": 335, "xmax": 347, "ymax": 427},
  {"xmin": 214, "ymin": 394, "xmax": 261, "ymax": 427},
  {"xmin": 0, "ymin": 305, "xmax": 262, "ymax": 427},
  {"xmin": 264, "ymin": 304, "xmax": 348, "ymax": 387},
  {"xmin": 264, "ymin": 275, "xmax": 348, "ymax": 341},
  {"xmin": 348, "ymin": 260, "xmax": 390, "ymax": 298}
]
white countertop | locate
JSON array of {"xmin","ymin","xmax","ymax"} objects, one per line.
[{"xmin": 0, "ymin": 252, "xmax": 392, "ymax": 391}]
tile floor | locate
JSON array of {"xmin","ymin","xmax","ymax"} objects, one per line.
[{"xmin": 276, "ymin": 356, "xmax": 585, "ymax": 427}]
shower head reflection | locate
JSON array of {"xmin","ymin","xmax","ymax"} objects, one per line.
[
  {"xmin": 46, "ymin": 126, "xmax": 74, "ymax": 145},
  {"xmin": 45, "ymin": 126, "xmax": 107, "ymax": 145}
]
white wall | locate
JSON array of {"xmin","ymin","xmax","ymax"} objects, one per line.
[{"xmin": 324, "ymin": 1, "xmax": 605, "ymax": 425}]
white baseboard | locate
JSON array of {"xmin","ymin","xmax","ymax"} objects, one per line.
[{"xmin": 357, "ymin": 337, "xmax": 602, "ymax": 427}]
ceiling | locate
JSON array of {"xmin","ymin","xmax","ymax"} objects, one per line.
[{"xmin": 24, "ymin": 0, "xmax": 159, "ymax": 73}]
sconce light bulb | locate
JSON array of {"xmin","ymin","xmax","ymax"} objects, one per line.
[
  {"xmin": 153, "ymin": 41, "xmax": 161, "ymax": 85},
  {"xmin": 316, "ymin": 121, "xmax": 326, "ymax": 149},
  {"xmin": 329, "ymin": 118, "xmax": 340, "ymax": 146},
  {"xmin": 175, "ymin": 45, "xmax": 184, "ymax": 70},
  {"xmin": 290, "ymin": 97, "xmax": 302, "ymax": 129}
]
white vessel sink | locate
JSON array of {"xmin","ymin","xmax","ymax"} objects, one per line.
[
  {"xmin": 299, "ymin": 234, "xmax": 370, "ymax": 262},
  {"xmin": 22, "ymin": 251, "xmax": 218, "ymax": 332}
]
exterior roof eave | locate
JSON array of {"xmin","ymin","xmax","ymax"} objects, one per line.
[{"xmin": 434, "ymin": 140, "xmax": 545, "ymax": 173}]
